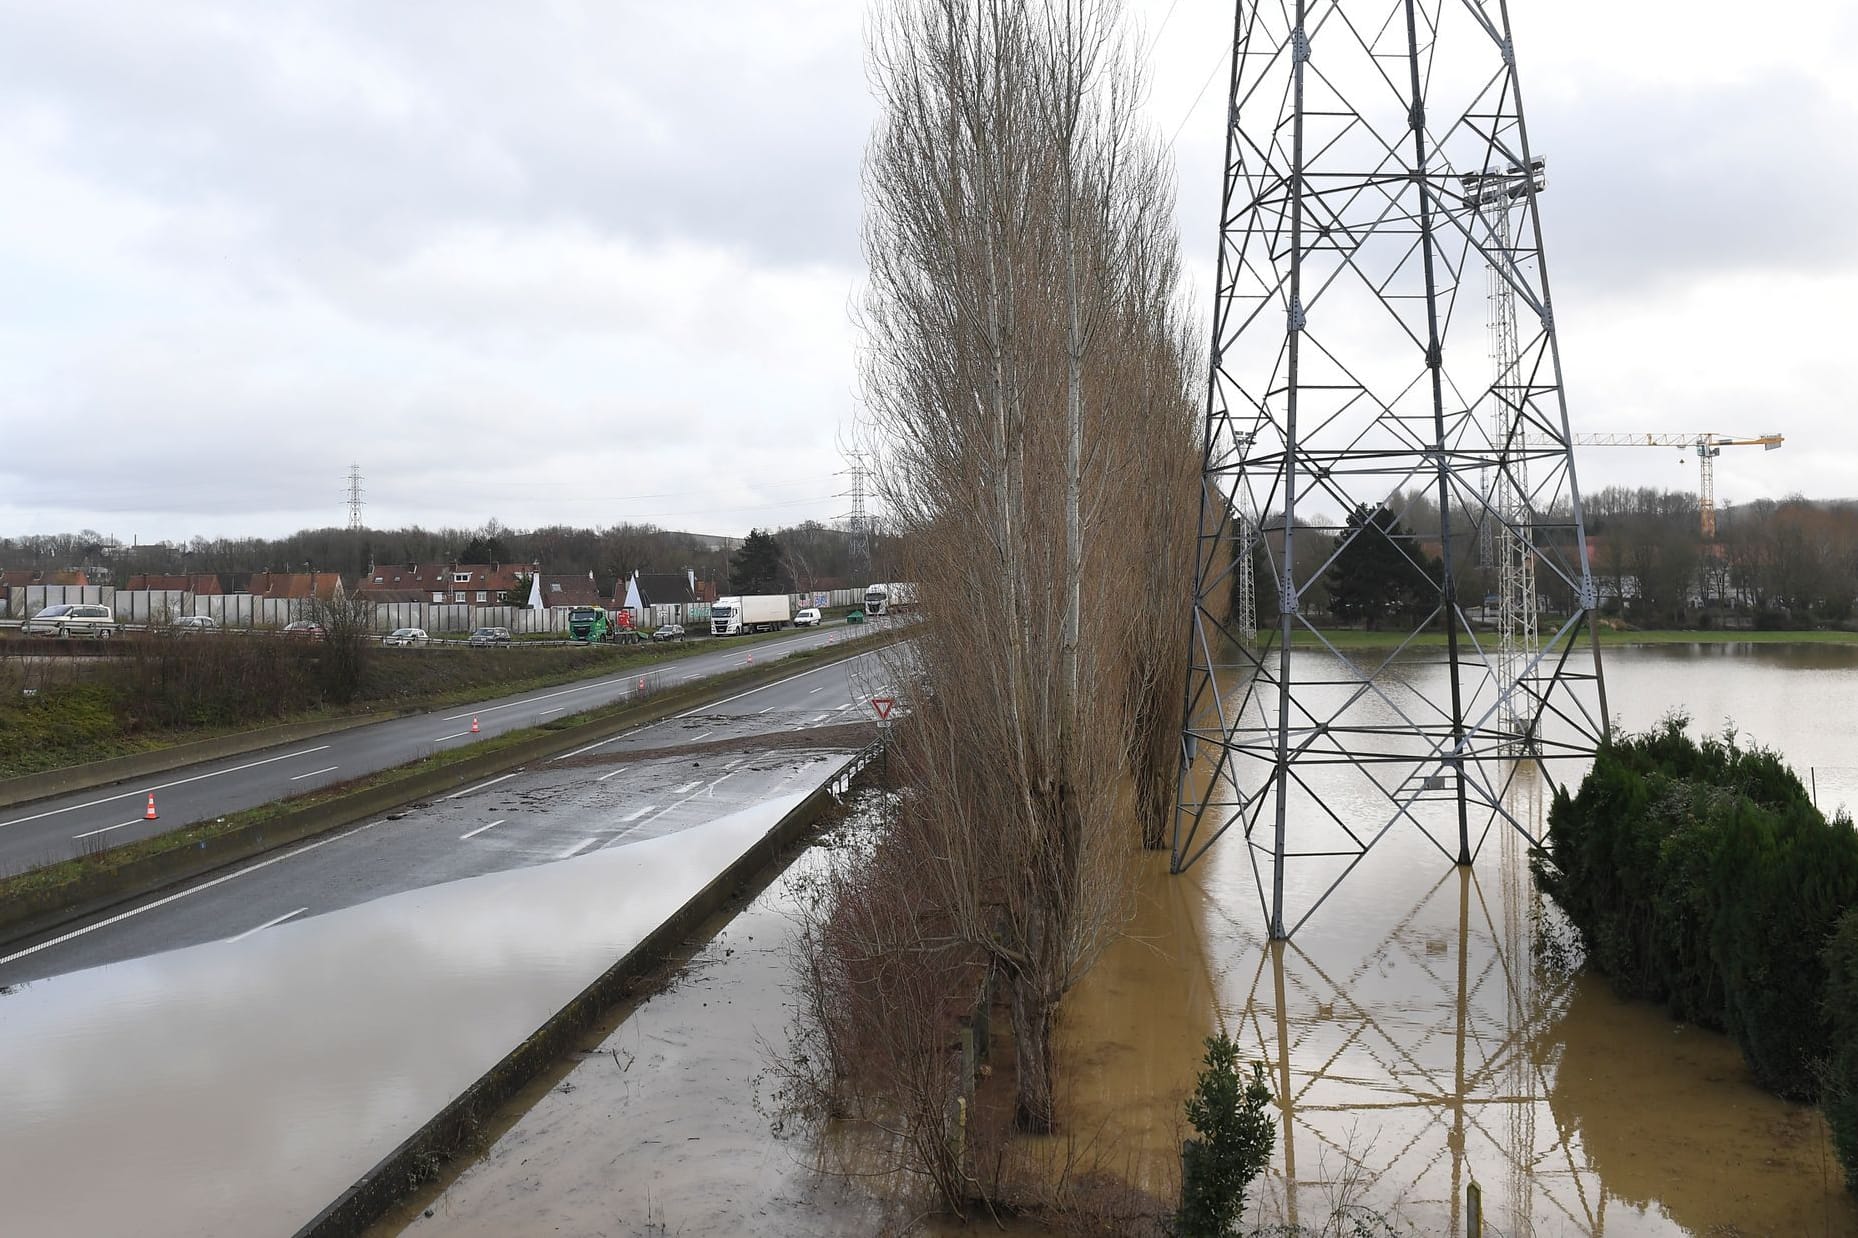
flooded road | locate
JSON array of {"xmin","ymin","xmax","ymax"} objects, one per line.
[{"xmin": 0, "ymin": 776, "xmax": 835, "ymax": 1237}]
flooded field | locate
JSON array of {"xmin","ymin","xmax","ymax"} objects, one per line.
[{"xmin": 1057, "ymin": 641, "xmax": 1858, "ymax": 1235}]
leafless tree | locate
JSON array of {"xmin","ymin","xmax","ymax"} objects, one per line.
[{"xmin": 857, "ymin": 0, "xmax": 1199, "ymax": 1132}]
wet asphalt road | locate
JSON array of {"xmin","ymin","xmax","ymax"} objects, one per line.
[
  {"xmin": 0, "ymin": 621, "xmax": 888, "ymax": 876},
  {"xmin": 0, "ymin": 650, "xmax": 906, "ymax": 986}
]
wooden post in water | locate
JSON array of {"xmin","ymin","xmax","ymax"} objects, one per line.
[{"xmin": 1466, "ymin": 1180, "xmax": 1483, "ymax": 1237}]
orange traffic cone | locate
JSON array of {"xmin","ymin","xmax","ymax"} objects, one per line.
[
  {"xmin": 746, "ymin": 653, "xmax": 754, "ymax": 666},
  {"xmin": 637, "ymin": 676, "xmax": 645, "ymax": 691},
  {"xmin": 470, "ymin": 716, "xmax": 480, "ymax": 734},
  {"xmin": 144, "ymin": 794, "xmax": 159, "ymax": 820}
]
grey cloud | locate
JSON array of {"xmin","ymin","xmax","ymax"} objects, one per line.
[
  {"xmin": 1535, "ymin": 73, "xmax": 1858, "ymax": 294},
  {"xmin": 0, "ymin": 2, "xmax": 872, "ymax": 276}
]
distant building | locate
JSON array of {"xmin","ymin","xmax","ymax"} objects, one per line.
[
  {"xmin": 244, "ymin": 571, "xmax": 345, "ymax": 601},
  {"xmin": 123, "ymin": 573, "xmax": 225, "ymax": 594},
  {"xmin": 621, "ymin": 570, "xmax": 699, "ymax": 627},
  {"xmin": 1, "ymin": 568, "xmax": 90, "ymax": 588},
  {"xmin": 354, "ymin": 562, "xmax": 535, "ymax": 605},
  {"xmin": 527, "ymin": 571, "xmax": 604, "ymax": 610}
]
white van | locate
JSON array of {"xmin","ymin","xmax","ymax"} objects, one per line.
[
  {"xmin": 795, "ymin": 607, "xmax": 822, "ymax": 627},
  {"xmin": 25, "ymin": 604, "xmax": 117, "ymax": 638}
]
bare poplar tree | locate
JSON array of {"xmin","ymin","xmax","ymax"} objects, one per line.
[{"xmin": 858, "ymin": 0, "xmax": 1199, "ymax": 1132}]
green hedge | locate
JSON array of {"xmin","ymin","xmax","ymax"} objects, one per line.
[
  {"xmin": 1534, "ymin": 717, "xmax": 1858, "ymax": 1113},
  {"xmin": 1825, "ymin": 907, "xmax": 1858, "ymax": 1190}
]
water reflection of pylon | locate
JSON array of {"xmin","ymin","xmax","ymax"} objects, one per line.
[{"xmin": 1227, "ymin": 806, "xmax": 1616, "ymax": 1235}]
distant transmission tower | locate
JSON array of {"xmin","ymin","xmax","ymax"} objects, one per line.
[
  {"xmin": 840, "ymin": 455, "xmax": 870, "ymax": 576},
  {"xmin": 1174, "ymin": 0, "xmax": 1609, "ymax": 939},
  {"xmin": 345, "ymin": 464, "xmax": 365, "ymax": 531}
]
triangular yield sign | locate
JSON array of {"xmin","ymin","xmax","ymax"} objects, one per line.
[{"xmin": 871, "ymin": 697, "xmax": 895, "ymax": 720}]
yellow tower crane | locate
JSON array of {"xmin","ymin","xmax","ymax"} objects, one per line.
[{"xmin": 1569, "ymin": 432, "xmax": 1785, "ymax": 537}]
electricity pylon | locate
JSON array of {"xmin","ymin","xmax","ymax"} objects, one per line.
[{"xmin": 1174, "ymin": 0, "xmax": 1609, "ymax": 939}]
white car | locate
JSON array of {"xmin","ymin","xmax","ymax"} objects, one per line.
[
  {"xmin": 24, "ymin": 604, "xmax": 117, "ymax": 638},
  {"xmin": 794, "ymin": 607, "xmax": 822, "ymax": 627},
  {"xmin": 383, "ymin": 627, "xmax": 430, "ymax": 648}
]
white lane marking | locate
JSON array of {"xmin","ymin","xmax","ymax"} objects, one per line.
[
  {"xmin": 808, "ymin": 686, "xmax": 825, "ymax": 694},
  {"xmin": 687, "ymin": 732, "xmax": 714, "ymax": 743},
  {"xmin": 723, "ymin": 757, "xmax": 745, "ymax": 770},
  {"xmin": 557, "ymin": 838, "xmax": 597, "ymax": 860},
  {"xmin": 603, "ymin": 773, "xmax": 734, "ymax": 849},
  {"xmin": 596, "ymin": 767, "xmax": 628, "ymax": 782},
  {"xmin": 620, "ymin": 805, "xmax": 656, "ymax": 822},
  {"xmin": 0, "ymin": 745, "xmax": 335, "ymax": 831},
  {"xmin": 434, "ymin": 730, "xmax": 472, "ymax": 742},
  {"xmin": 446, "ymin": 771, "xmax": 520, "ymax": 800},
  {"xmin": 0, "ymin": 817, "xmax": 393, "ymax": 967},
  {"xmin": 435, "ymin": 631, "xmax": 820, "ymax": 724},
  {"xmin": 539, "ymin": 706, "xmax": 564, "ymax": 716},
  {"xmin": 670, "ymin": 780, "xmax": 700, "ymax": 794},
  {"xmin": 224, "ymin": 907, "xmax": 308, "ymax": 943},
  {"xmin": 807, "ymin": 713, "xmax": 831, "ymax": 724},
  {"xmin": 460, "ymin": 818, "xmax": 508, "ymax": 841},
  {"xmin": 548, "ymin": 651, "xmax": 868, "ymax": 762},
  {"xmin": 671, "ymin": 660, "xmax": 855, "ymax": 719},
  {"xmin": 289, "ymin": 765, "xmax": 340, "ymax": 781},
  {"xmin": 440, "ymin": 676, "xmax": 624, "ymax": 722},
  {"xmin": 834, "ymin": 702, "xmax": 856, "ymax": 711},
  {"xmin": 758, "ymin": 706, "xmax": 775, "ymax": 714},
  {"xmin": 73, "ymin": 820, "xmax": 138, "ymax": 840}
]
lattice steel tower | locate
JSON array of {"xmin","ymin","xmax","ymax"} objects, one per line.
[
  {"xmin": 1174, "ymin": 0, "xmax": 1609, "ymax": 939},
  {"xmin": 345, "ymin": 464, "xmax": 365, "ymax": 531}
]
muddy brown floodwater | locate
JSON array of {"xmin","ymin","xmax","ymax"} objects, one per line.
[
  {"xmin": 1048, "ymin": 642, "xmax": 1858, "ymax": 1236},
  {"xmin": 401, "ymin": 645, "xmax": 1858, "ymax": 1235}
]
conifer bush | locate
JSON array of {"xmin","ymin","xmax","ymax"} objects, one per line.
[
  {"xmin": 1823, "ymin": 907, "xmax": 1858, "ymax": 1190},
  {"xmin": 1535, "ymin": 716, "xmax": 1858, "ymax": 1108}
]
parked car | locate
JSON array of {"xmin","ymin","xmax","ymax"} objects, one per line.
[
  {"xmin": 281, "ymin": 620, "xmax": 326, "ymax": 641},
  {"xmin": 171, "ymin": 615, "xmax": 220, "ymax": 635},
  {"xmin": 795, "ymin": 607, "xmax": 821, "ymax": 627},
  {"xmin": 24, "ymin": 604, "xmax": 117, "ymax": 638},
  {"xmin": 467, "ymin": 626, "xmax": 511, "ymax": 647},
  {"xmin": 845, "ymin": 608, "xmax": 865, "ymax": 625},
  {"xmin": 383, "ymin": 627, "xmax": 430, "ymax": 648},
  {"xmin": 651, "ymin": 623, "xmax": 685, "ymax": 642}
]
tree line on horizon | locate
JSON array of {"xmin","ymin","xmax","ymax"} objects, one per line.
[
  {"xmin": 1243, "ymin": 485, "xmax": 1858, "ymax": 631},
  {"xmin": 0, "ymin": 517, "xmax": 899, "ymax": 599}
]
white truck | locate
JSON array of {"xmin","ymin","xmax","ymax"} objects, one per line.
[
  {"xmin": 862, "ymin": 582, "xmax": 918, "ymax": 616},
  {"xmin": 711, "ymin": 594, "xmax": 793, "ymax": 635}
]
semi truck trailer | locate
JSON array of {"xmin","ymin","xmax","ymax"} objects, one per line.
[
  {"xmin": 862, "ymin": 582, "xmax": 917, "ymax": 615},
  {"xmin": 711, "ymin": 594, "xmax": 792, "ymax": 635}
]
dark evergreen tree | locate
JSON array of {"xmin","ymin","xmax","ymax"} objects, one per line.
[
  {"xmin": 1176, "ymin": 1034, "xmax": 1276, "ymax": 1236},
  {"xmin": 729, "ymin": 528, "xmax": 787, "ymax": 594},
  {"xmin": 1327, "ymin": 503, "xmax": 1439, "ymax": 629},
  {"xmin": 459, "ymin": 533, "xmax": 510, "ymax": 563}
]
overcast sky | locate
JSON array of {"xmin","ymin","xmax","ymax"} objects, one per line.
[{"xmin": 2, "ymin": 0, "xmax": 1853, "ymax": 545}]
